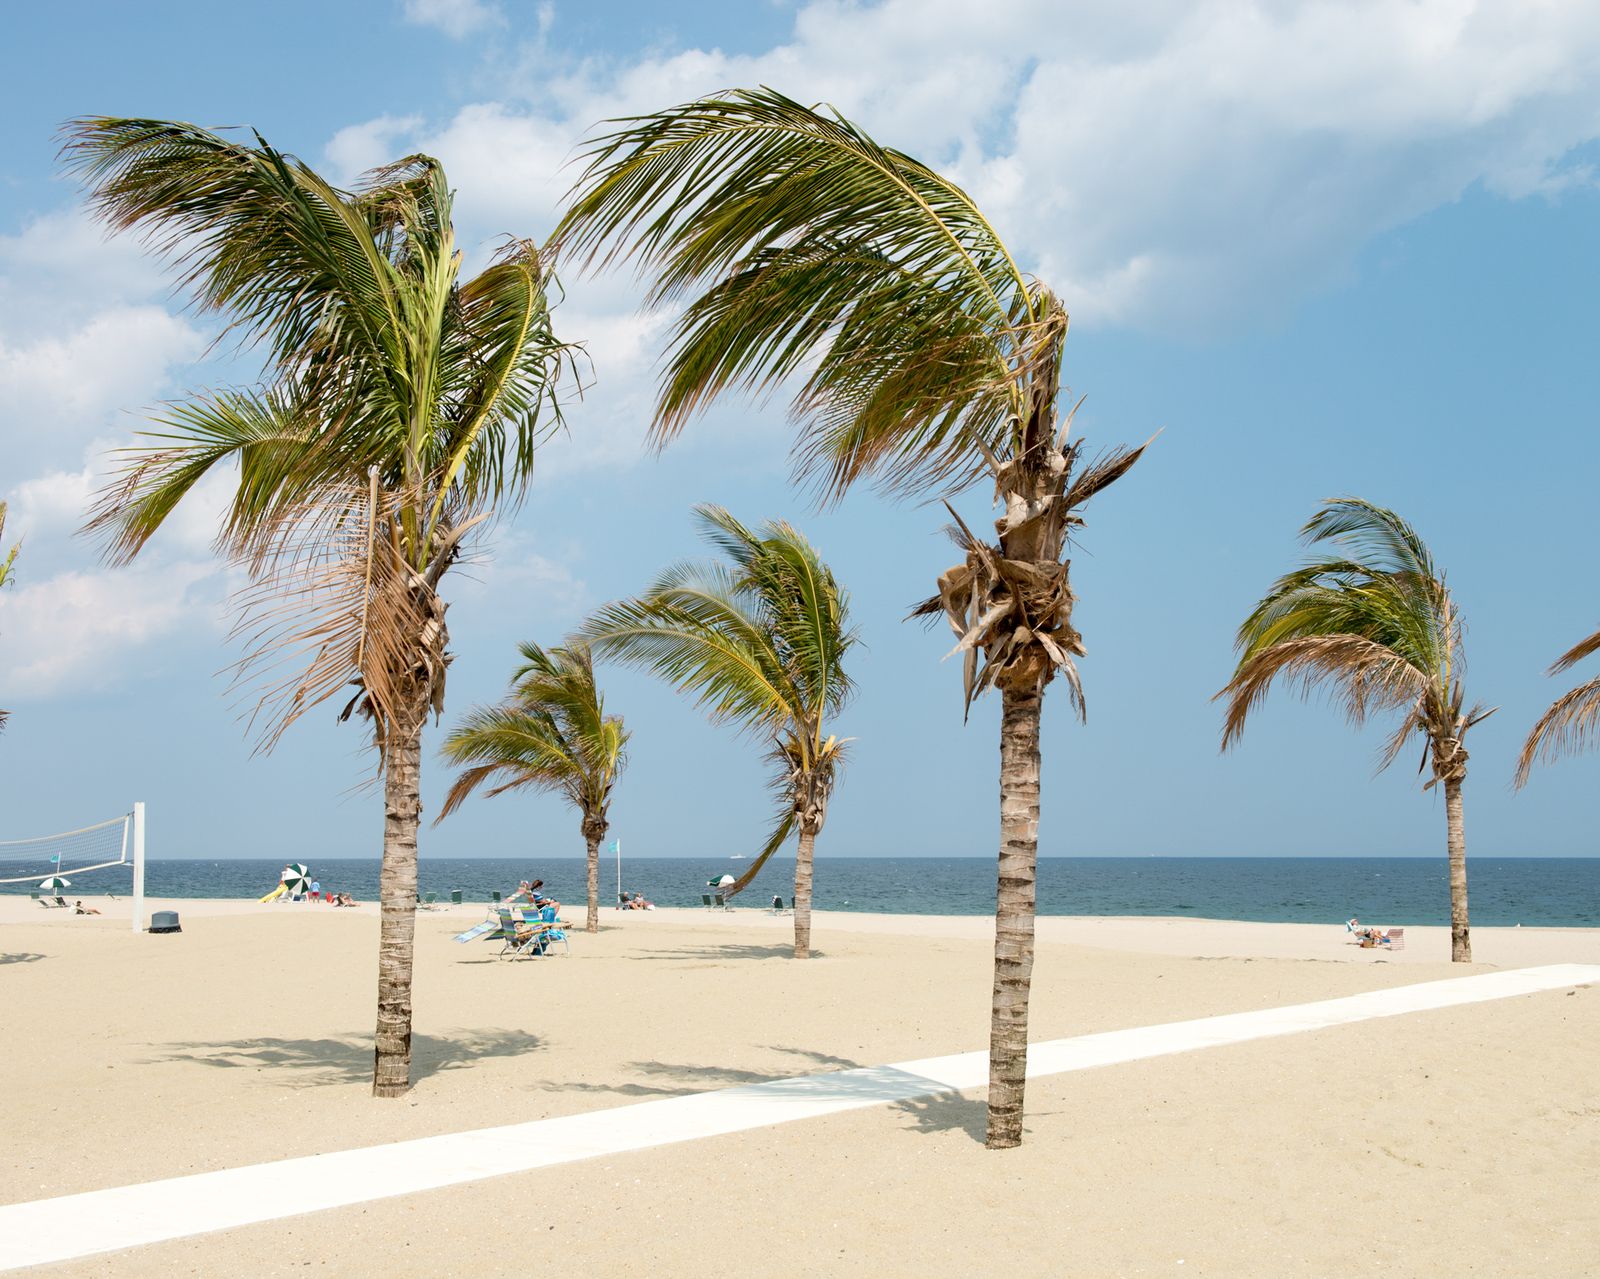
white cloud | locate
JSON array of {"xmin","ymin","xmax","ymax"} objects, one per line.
[
  {"xmin": 351, "ymin": 0, "xmax": 1600, "ymax": 333},
  {"xmin": 402, "ymin": 0, "xmax": 504, "ymax": 39},
  {"xmin": 0, "ymin": 558, "xmax": 227, "ymax": 697}
]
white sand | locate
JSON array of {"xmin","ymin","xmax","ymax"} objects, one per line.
[{"xmin": 2, "ymin": 897, "xmax": 1596, "ymax": 1276}]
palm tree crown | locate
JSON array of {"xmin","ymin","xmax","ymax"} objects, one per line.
[
  {"xmin": 1219, "ymin": 497, "xmax": 1490, "ymax": 781},
  {"xmin": 440, "ymin": 641, "xmax": 627, "ymax": 932},
  {"xmin": 583, "ymin": 504, "xmax": 855, "ymax": 955}
]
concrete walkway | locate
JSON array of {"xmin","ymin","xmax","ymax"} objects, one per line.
[{"xmin": 3, "ymin": 963, "xmax": 1594, "ymax": 1272}]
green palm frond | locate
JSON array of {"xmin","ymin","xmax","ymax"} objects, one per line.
[
  {"xmin": 555, "ymin": 86, "xmax": 1038, "ymax": 500},
  {"xmin": 439, "ymin": 640, "xmax": 627, "ymax": 822},
  {"xmin": 64, "ymin": 118, "xmax": 575, "ymax": 750},
  {"xmin": 584, "ymin": 506, "xmax": 855, "ymax": 861},
  {"xmin": 1218, "ymin": 497, "xmax": 1474, "ymax": 779}
]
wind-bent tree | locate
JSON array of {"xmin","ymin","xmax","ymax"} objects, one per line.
[
  {"xmin": 1217, "ymin": 498, "xmax": 1491, "ymax": 962},
  {"xmin": 1516, "ymin": 628, "xmax": 1600, "ymax": 788},
  {"xmin": 556, "ymin": 88, "xmax": 1147, "ymax": 1146},
  {"xmin": 584, "ymin": 505, "xmax": 854, "ymax": 959},
  {"xmin": 439, "ymin": 640, "xmax": 627, "ymax": 932},
  {"xmin": 0, "ymin": 502, "xmax": 16, "ymax": 732},
  {"xmin": 65, "ymin": 119, "xmax": 572, "ymax": 1095}
]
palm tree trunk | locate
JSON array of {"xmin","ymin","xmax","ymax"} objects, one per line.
[
  {"xmin": 793, "ymin": 826, "xmax": 816, "ymax": 959},
  {"xmin": 585, "ymin": 829, "xmax": 600, "ymax": 933},
  {"xmin": 373, "ymin": 712, "xmax": 423, "ymax": 1098},
  {"xmin": 988, "ymin": 682, "xmax": 1042, "ymax": 1149},
  {"xmin": 1445, "ymin": 775, "xmax": 1470, "ymax": 962}
]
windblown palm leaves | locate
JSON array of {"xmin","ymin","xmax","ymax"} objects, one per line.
[
  {"xmin": 62, "ymin": 118, "xmax": 574, "ymax": 1094},
  {"xmin": 1516, "ymin": 627, "xmax": 1600, "ymax": 787},
  {"xmin": 584, "ymin": 504, "xmax": 855, "ymax": 959},
  {"xmin": 556, "ymin": 85, "xmax": 1148, "ymax": 1147},
  {"xmin": 1217, "ymin": 498, "xmax": 1490, "ymax": 961},
  {"xmin": 440, "ymin": 641, "xmax": 627, "ymax": 933}
]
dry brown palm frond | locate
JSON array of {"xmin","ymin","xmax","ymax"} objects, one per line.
[
  {"xmin": 1549, "ymin": 626, "xmax": 1600, "ymax": 675},
  {"xmin": 225, "ymin": 479, "xmax": 447, "ymax": 757},
  {"xmin": 1515, "ymin": 675, "xmax": 1600, "ymax": 788},
  {"xmin": 1217, "ymin": 633, "xmax": 1429, "ymax": 752}
]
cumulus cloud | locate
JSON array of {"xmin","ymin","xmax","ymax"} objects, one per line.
[
  {"xmin": 351, "ymin": 0, "xmax": 1600, "ymax": 332},
  {"xmin": 402, "ymin": 0, "xmax": 504, "ymax": 39},
  {"xmin": 0, "ymin": 558, "xmax": 227, "ymax": 697}
]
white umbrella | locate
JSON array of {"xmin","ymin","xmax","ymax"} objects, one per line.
[
  {"xmin": 716, "ymin": 874, "xmax": 735, "ymax": 887},
  {"xmin": 39, "ymin": 876, "xmax": 71, "ymax": 892}
]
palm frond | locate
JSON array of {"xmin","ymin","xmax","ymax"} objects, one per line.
[
  {"xmin": 1549, "ymin": 625, "xmax": 1600, "ymax": 675},
  {"xmin": 1515, "ymin": 675, "xmax": 1600, "ymax": 787},
  {"xmin": 555, "ymin": 86, "xmax": 1036, "ymax": 500}
]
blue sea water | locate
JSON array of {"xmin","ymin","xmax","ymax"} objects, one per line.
[{"xmin": 6, "ymin": 856, "xmax": 1598, "ymax": 926}]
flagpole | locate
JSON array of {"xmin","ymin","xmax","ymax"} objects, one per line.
[{"xmin": 614, "ymin": 838, "xmax": 622, "ymax": 909}]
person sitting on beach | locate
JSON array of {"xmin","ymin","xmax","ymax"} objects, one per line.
[
  {"xmin": 334, "ymin": 892, "xmax": 356, "ymax": 907},
  {"xmin": 73, "ymin": 900, "xmax": 101, "ymax": 915}
]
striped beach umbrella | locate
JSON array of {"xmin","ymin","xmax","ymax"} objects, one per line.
[
  {"xmin": 39, "ymin": 876, "xmax": 71, "ymax": 892},
  {"xmin": 281, "ymin": 863, "xmax": 311, "ymax": 894}
]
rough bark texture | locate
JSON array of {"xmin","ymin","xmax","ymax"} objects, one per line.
[
  {"xmin": 1445, "ymin": 775, "xmax": 1470, "ymax": 962},
  {"xmin": 793, "ymin": 826, "xmax": 817, "ymax": 959},
  {"xmin": 373, "ymin": 710, "xmax": 423, "ymax": 1097},
  {"xmin": 987, "ymin": 682, "xmax": 1042, "ymax": 1148},
  {"xmin": 582, "ymin": 817, "xmax": 606, "ymax": 934}
]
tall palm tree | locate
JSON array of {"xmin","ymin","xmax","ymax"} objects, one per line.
[
  {"xmin": 64, "ymin": 118, "xmax": 573, "ymax": 1096},
  {"xmin": 1217, "ymin": 498, "xmax": 1492, "ymax": 962},
  {"xmin": 1515, "ymin": 628, "xmax": 1600, "ymax": 788},
  {"xmin": 584, "ymin": 504, "xmax": 854, "ymax": 959},
  {"xmin": 439, "ymin": 640, "xmax": 627, "ymax": 932},
  {"xmin": 555, "ymin": 87, "xmax": 1147, "ymax": 1146}
]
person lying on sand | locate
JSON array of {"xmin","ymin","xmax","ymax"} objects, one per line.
[
  {"xmin": 73, "ymin": 900, "xmax": 101, "ymax": 915},
  {"xmin": 334, "ymin": 893, "xmax": 356, "ymax": 907}
]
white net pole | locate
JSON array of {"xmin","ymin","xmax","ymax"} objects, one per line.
[{"xmin": 131, "ymin": 801, "xmax": 146, "ymax": 933}]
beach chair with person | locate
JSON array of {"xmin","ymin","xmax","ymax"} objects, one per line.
[{"xmin": 493, "ymin": 907, "xmax": 551, "ymax": 960}]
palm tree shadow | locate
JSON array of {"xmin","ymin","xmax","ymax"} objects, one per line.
[
  {"xmin": 0, "ymin": 952, "xmax": 46, "ymax": 965},
  {"xmin": 146, "ymin": 1027, "xmax": 543, "ymax": 1087},
  {"xmin": 889, "ymin": 1089, "xmax": 989, "ymax": 1142},
  {"xmin": 526, "ymin": 1045, "xmax": 864, "ymax": 1099}
]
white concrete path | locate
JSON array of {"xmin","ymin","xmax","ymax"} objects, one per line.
[{"xmin": 3, "ymin": 963, "xmax": 1595, "ymax": 1272}]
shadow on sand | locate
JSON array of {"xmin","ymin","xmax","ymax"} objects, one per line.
[
  {"xmin": 146, "ymin": 1027, "xmax": 544, "ymax": 1087},
  {"xmin": 622, "ymin": 943, "xmax": 827, "ymax": 963},
  {"xmin": 0, "ymin": 951, "xmax": 46, "ymax": 965}
]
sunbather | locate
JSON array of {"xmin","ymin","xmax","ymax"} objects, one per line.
[{"xmin": 73, "ymin": 900, "xmax": 101, "ymax": 915}]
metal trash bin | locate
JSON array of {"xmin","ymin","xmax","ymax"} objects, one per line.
[{"xmin": 149, "ymin": 910, "xmax": 182, "ymax": 934}]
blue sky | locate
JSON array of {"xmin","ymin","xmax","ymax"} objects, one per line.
[{"xmin": 3, "ymin": 0, "xmax": 1600, "ymax": 863}]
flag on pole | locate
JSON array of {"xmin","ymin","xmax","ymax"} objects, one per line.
[
  {"xmin": 607, "ymin": 840, "xmax": 620, "ymax": 854},
  {"xmin": 50, "ymin": 853, "xmax": 60, "ymax": 864}
]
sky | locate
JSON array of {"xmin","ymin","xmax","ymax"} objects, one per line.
[{"xmin": 3, "ymin": 0, "xmax": 1600, "ymax": 864}]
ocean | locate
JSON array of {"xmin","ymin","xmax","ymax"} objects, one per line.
[{"xmin": 6, "ymin": 856, "xmax": 1598, "ymax": 926}]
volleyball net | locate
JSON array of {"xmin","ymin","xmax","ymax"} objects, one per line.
[{"xmin": 0, "ymin": 803, "xmax": 146, "ymax": 930}]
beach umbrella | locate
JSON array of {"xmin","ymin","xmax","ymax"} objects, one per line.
[
  {"xmin": 716, "ymin": 874, "xmax": 735, "ymax": 887},
  {"xmin": 281, "ymin": 863, "xmax": 311, "ymax": 893},
  {"xmin": 39, "ymin": 876, "xmax": 70, "ymax": 892}
]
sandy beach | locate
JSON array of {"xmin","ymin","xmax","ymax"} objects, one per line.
[{"xmin": 3, "ymin": 897, "xmax": 1597, "ymax": 1277}]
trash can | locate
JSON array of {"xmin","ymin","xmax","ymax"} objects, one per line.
[
  {"xmin": 451, "ymin": 889, "xmax": 463, "ymax": 905},
  {"xmin": 149, "ymin": 910, "xmax": 182, "ymax": 934}
]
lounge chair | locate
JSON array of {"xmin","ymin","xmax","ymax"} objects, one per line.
[
  {"xmin": 1382, "ymin": 927, "xmax": 1406, "ymax": 951},
  {"xmin": 768, "ymin": 895, "xmax": 791, "ymax": 915},
  {"xmin": 493, "ymin": 908, "xmax": 549, "ymax": 960},
  {"xmin": 701, "ymin": 893, "xmax": 714, "ymax": 909},
  {"xmin": 536, "ymin": 904, "xmax": 570, "ymax": 956},
  {"xmin": 714, "ymin": 893, "xmax": 732, "ymax": 911}
]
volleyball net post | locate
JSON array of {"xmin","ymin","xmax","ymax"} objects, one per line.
[{"xmin": 131, "ymin": 801, "xmax": 146, "ymax": 933}]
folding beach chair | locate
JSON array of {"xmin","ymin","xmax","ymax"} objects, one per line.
[
  {"xmin": 493, "ymin": 908, "xmax": 548, "ymax": 960},
  {"xmin": 714, "ymin": 893, "xmax": 732, "ymax": 911},
  {"xmin": 701, "ymin": 894, "xmax": 714, "ymax": 909},
  {"xmin": 768, "ymin": 895, "xmax": 791, "ymax": 915},
  {"xmin": 1381, "ymin": 927, "xmax": 1405, "ymax": 951}
]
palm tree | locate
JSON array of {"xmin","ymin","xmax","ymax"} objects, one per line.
[
  {"xmin": 1217, "ymin": 498, "xmax": 1492, "ymax": 962},
  {"xmin": 0, "ymin": 501, "xmax": 16, "ymax": 733},
  {"xmin": 555, "ymin": 87, "xmax": 1148, "ymax": 1146},
  {"xmin": 1515, "ymin": 628, "xmax": 1600, "ymax": 788},
  {"xmin": 64, "ymin": 118, "xmax": 573, "ymax": 1096},
  {"xmin": 439, "ymin": 640, "xmax": 627, "ymax": 932},
  {"xmin": 584, "ymin": 504, "xmax": 854, "ymax": 959}
]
